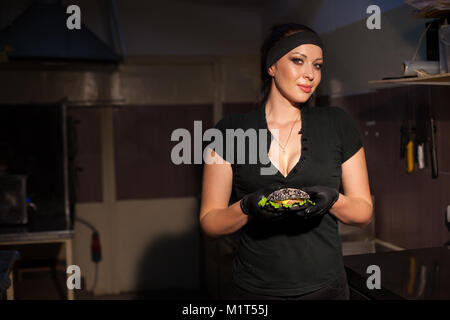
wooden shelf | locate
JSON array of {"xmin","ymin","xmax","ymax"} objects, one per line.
[
  {"xmin": 368, "ymin": 73, "xmax": 450, "ymax": 85},
  {"xmin": 412, "ymin": 8, "xmax": 450, "ymax": 19}
]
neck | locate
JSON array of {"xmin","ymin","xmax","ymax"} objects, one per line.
[{"xmin": 265, "ymin": 85, "xmax": 301, "ymax": 126}]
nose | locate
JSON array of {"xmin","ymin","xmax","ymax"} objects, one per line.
[{"xmin": 303, "ymin": 63, "xmax": 314, "ymax": 80}]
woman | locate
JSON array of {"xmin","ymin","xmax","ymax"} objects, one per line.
[{"xmin": 199, "ymin": 23, "xmax": 373, "ymax": 300}]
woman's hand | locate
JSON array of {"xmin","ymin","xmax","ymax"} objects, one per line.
[
  {"xmin": 301, "ymin": 186, "xmax": 339, "ymax": 219},
  {"xmin": 240, "ymin": 184, "xmax": 287, "ymax": 222}
]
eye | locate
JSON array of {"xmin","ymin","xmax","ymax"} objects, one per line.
[
  {"xmin": 314, "ymin": 63, "xmax": 323, "ymax": 70},
  {"xmin": 291, "ymin": 58, "xmax": 303, "ymax": 65}
]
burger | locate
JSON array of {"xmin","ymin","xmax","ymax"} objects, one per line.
[{"xmin": 258, "ymin": 187, "xmax": 315, "ymax": 212}]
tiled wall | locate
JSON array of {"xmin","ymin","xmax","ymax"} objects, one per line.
[
  {"xmin": 318, "ymin": 85, "xmax": 450, "ymax": 249},
  {"xmin": 67, "ymin": 107, "xmax": 103, "ymax": 203},
  {"xmin": 113, "ymin": 104, "xmax": 213, "ymax": 200},
  {"xmin": 223, "ymin": 102, "xmax": 259, "ymax": 116},
  {"xmin": 69, "ymin": 104, "xmax": 213, "ymax": 201}
]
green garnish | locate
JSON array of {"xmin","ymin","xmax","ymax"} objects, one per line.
[
  {"xmin": 258, "ymin": 197, "xmax": 267, "ymax": 207},
  {"xmin": 258, "ymin": 197, "xmax": 316, "ymax": 208},
  {"xmin": 268, "ymin": 201, "xmax": 281, "ymax": 208}
]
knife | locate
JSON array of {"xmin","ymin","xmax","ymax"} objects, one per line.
[
  {"xmin": 415, "ymin": 104, "xmax": 428, "ymax": 170},
  {"xmin": 407, "ymin": 256, "xmax": 416, "ymax": 296},
  {"xmin": 426, "ymin": 88, "xmax": 438, "ymax": 179},
  {"xmin": 406, "ymin": 122, "xmax": 414, "ymax": 173},
  {"xmin": 429, "ymin": 116, "xmax": 438, "ymax": 178},
  {"xmin": 417, "ymin": 265, "xmax": 427, "ymax": 298}
]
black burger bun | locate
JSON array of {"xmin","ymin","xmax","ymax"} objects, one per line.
[{"xmin": 262, "ymin": 187, "xmax": 315, "ymax": 212}]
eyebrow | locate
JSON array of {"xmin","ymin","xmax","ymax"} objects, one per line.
[{"xmin": 292, "ymin": 52, "xmax": 323, "ymax": 62}]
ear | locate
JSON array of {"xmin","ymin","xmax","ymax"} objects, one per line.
[{"xmin": 267, "ymin": 65, "xmax": 275, "ymax": 77}]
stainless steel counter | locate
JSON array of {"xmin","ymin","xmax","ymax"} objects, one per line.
[{"xmin": 344, "ymin": 246, "xmax": 450, "ymax": 300}]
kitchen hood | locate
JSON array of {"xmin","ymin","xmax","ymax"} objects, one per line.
[{"xmin": 0, "ymin": 0, "xmax": 122, "ymax": 63}]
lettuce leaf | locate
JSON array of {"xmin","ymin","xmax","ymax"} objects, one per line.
[
  {"xmin": 257, "ymin": 197, "xmax": 316, "ymax": 208},
  {"xmin": 258, "ymin": 197, "xmax": 267, "ymax": 207},
  {"xmin": 268, "ymin": 201, "xmax": 281, "ymax": 208}
]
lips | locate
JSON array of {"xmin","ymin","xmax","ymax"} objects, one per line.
[{"xmin": 298, "ymin": 84, "xmax": 312, "ymax": 93}]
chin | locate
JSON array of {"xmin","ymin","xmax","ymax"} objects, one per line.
[{"xmin": 295, "ymin": 94, "xmax": 312, "ymax": 104}]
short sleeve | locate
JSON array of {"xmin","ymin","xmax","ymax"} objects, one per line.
[{"xmin": 333, "ymin": 108, "xmax": 363, "ymax": 163}]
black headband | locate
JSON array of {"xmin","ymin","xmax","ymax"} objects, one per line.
[{"xmin": 265, "ymin": 31, "xmax": 323, "ymax": 70}]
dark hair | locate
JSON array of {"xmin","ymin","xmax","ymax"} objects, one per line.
[{"xmin": 258, "ymin": 23, "xmax": 321, "ymax": 109}]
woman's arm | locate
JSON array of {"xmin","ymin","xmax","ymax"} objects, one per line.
[
  {"xmin": 329, "ymin": 147, "xmax": 373, "ymax": 229},
  {"xmin": 199, "ymin": 149, "xmax": 250, "ymax": 239}
]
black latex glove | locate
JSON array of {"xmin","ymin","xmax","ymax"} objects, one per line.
[
  {"xmin": 301, "ymin": 186, "xmax": 339, "ymax": 219},
  {"xmin": 240, "ymin": 184, "xmax": 287, "ymax": 222}
]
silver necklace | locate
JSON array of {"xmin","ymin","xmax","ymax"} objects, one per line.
[{"xmin": 270, "ymin": 112, "xmax": 300, "ymax": 153}]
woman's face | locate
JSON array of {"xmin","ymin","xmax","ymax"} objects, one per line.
[{"xmin": 268, "ymin": 44, "xmax": 323, "ymax": 104}]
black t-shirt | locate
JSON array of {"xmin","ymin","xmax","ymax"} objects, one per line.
[{"xmin": 211, "ymin": 105, "xmax": 363, "ymax": 296}]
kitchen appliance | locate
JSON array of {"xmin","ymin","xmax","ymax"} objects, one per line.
[
  {"xmin": 0, "ymin": 104, "xmax": 72, "ymax": 229},
  {"xmin": 0, "ymin": 0, "xmax": 123, "ymax": 62},
  {"xmin": 0, "ymin": 175, "xmax": 28, "ymax": 225}
]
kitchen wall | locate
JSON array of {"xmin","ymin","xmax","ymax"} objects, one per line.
[
  {"xmin": 318, "ymin": 85, "xmax": 450, "ymax": 249},
  {"xmin": 0, "ymin": 55, "xmax": 259, "ymax": 296},
  {"xmin": 268, "ymin": 1, "xmax": 449, "ymax": 249},
  {"xmin": 2, "ymin": 0, "xmax": 447, "ymax": 298},
  {"xmin": 0, "ymin": 0, "xmax": 263, "ymax": 56},
  {"xmin": 263, "ymin": 0, "xmax": 431, "ymax": 97},
  {"xmin": 0, "ymin": 0, "xmax": 262, "ymax": 296},
  {"xmin": 263, "ymin": 0, "xmax": 406, "ymax": 35}
]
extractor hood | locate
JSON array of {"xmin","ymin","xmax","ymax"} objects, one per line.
[{"xmin": 0, "ymin": 0, "xmax": 122, "ymax": 63}]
